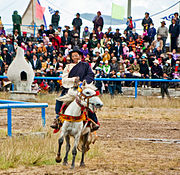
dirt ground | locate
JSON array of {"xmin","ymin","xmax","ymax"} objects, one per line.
[{"xmin": 0, "ymin": 95, "xmax": 180, "ymax": 175}]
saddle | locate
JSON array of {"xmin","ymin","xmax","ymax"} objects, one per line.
[{"xmin": 53, "ymin": 103, "xmax": 92, "ymax": 134}]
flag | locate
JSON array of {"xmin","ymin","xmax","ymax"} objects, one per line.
[
  {"xmin": 111, "ymin": 3, "xmax": 125, "ymax": 20},
  {"xmin": 36, "ymin": 2, "xmax": 45, "ymax": 20},
  {"xmin": 48, "ymin": 6, "xmax": 56, "ymax": 15}
]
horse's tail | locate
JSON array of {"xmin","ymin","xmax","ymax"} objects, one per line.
[{"xmin": 77, "ymin": 128, "xmax": 92, "ymax": 153}]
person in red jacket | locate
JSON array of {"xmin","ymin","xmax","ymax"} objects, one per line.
[{"xmin": 52, "ymin": 31, "xmax": 62, "ymax": 51}]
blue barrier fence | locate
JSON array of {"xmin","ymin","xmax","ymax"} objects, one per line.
[
  {"xmin": 0, "ymin": 100, "xmax": 48, "ymax": 137},
  {"xmin": 0, "ymin": 76, "xmax": 180, "ymax": 98}
]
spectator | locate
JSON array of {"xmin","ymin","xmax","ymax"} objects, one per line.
[
  {"xmin": 113, "ymin": 28, "xmax": 121, "ymax": 42},
  {"xmin": 81, "ymin": 44, "xmax": 89, "ymax": 57},
  {"xmin": 1, "ymin": 48, "xmax": 12, "ymax": 65},
  {"xmin": 82, "ymin": 26, "xmax": 90, "ymax": 41},
  {"xmin": 151, "ymin": 35, "xmax": 163, "ymax": 52},
  {"xmin": 130, "ymin": 28, "xmax": 138, "ymax": 41},
  {"xmin": 72, "ymin": 13, "xmax": 82, "ymax": 36},
  {"xmin": 151, "ymin": 59, "xmax": 163, "ymax": 87},
  {"xmin": 96, "ymin": 26, "xmax": 104, "ymax": 40},
  {"xmin": 95, "ymin": 69, "xmax": 105, "ymax": 94},
  {"xmin": 140, "ymin": 58, "xmax": 149, "ymax": 88},
  {"xmin": 105, "ymin": 27, "xmax": 114, "ymax": 38},
  {"xmin": 12, "ymin": 10, "xmax": 22, "ymax": 35},
  {"xmin": 102, "ymin": 48, "xmax": 110, "ymax": 62},
  {"xmin": 61, "ymin": 31, "xmax": 71, "ymax": 51},
  {"xmin": 103, "ymin": 60, "xmax": 111, "ymax": 75},
  {"xmin": 90, "ymin": 34, "xmax": 98, "ymax": 50},
  {"xmin": 46, "ymin": 25, "xmax": 55, "ymax": 37},
  {"xmin": 126, "ymin": 16, "xmax": 136, "ymax": 32},
  {"xmin": 5, "ymin": 39, "xmax": 14, "ymax": 55},
  {"xmin": 110, "ymin": 57, "xmax": 119, "ymax": 72},
  {"xmin": 51, "ymin": 10, "xmax": 60, "ymax": 30},
  {"xmin": 161, "ymin": 73, "xmax": 171, "ymax": 99},
  {"xmin": 130, "ymin": 59, "xmax": 141, "ymax": 77},
  {"xmin": 21, "ymin": 32, "xmax": 29, "ymax": 44},
  {"xmin": 116, "ymin": 71, "xmax": 123, "ymax": 95},
  {"xmin": 93, "ymin": 43, "xmax": 104, "ymax": 57},
  {"xmin": 114, "ymin": 41, "xmax": 123, "ymax": 60},
  {"xmin": 30, "ymin": 54, "xmax": 42, "ymax": 70},
  {"xmin": 108, "ymin": 69, "xmax": 117, "ymax": 98},
  {"xmin": 38, "ymin": 24, "xmax": 46, "ymax": 36},
  {"xmin": 37, "ymin": 42, "xmax": 47, "ymax": 55},
  {"xmin": 163, "ymin": 59, "xmax": 172, "ymax": 77},
  {"xmin": 169, "ymin": 18, "xmax": 179, "ymax": 51},
  {"xmin": 52, "ymin": 31, "xmax": 62, "ymax": 51},
  {"xmin": 142, "ymin": 12, "xmax": 153, "ymax": 31},
  {"xmin": 148, "ymin": 23, "xmax": 156, "ymax": 44},
  {"xmin": 63, "ymin": 25, "xmax": 71, "ymax": 37},
  {"xmin": 57, "ymin": 27, "xmax": 63, "ymax": 37},
  {"xmin": 92, "ymin": 11, "xmax": 104, "ymax": 32},
  {"xmin": 174, "ymin": 12, "xmax": 180, "ymax": 25},
  {"xmin": 0, "ymin": 24, "xmax": 5, "ymax": 36},
  {"xmin": 157, "ymin": 21, "xmax": 168, "ymax": 53},
  {"xmin": 166, "ymin": 52, "xmax": 176, "ymax": 67}
]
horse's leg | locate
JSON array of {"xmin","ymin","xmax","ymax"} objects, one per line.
[
  {"xmin": 63, "ymin": 135, "xmax": 70, "ymax": 166},
  {"xmin": 71, "ymin": 134, "xmax": 81, "ymax": 169},
  {"xmin": 80, "ymin": 133, "xmax": 89, "ymax": 167},
  {"xmin": 56, "ymin": 132, "xmax": 64, "ymax": 163}
]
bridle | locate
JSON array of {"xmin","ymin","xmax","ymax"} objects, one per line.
[{"xmin": 76, "ymin": 87, "xmax": 100, "ymax": 110}]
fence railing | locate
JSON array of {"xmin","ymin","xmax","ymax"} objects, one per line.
[
  {"xmin": 0, "ymin": 76, "xmax": 180, "ymax": 98},
  {"xmin": 0, "ymin": 100, "xmax": 48, "ymax": 137}
]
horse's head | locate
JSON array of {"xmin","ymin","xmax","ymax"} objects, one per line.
[{"xmin": 77, "ymin": 80, "xmax": 103, "ymax": 112}]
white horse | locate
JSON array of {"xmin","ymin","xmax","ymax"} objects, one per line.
[{"xmin": 55, "ymin": 81, "xmax": 103, "ymax": 169}]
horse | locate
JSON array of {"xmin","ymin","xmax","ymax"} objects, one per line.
[{"xmin": 55, "ymin": 81, "xmax": 103, "ymax": 169}]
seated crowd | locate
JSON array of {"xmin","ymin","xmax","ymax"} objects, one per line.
[{"xmin": 0, "ymin": 11, "xmax": 179, "ymax": 95}]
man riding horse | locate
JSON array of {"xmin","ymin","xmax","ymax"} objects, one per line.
[{"xmin": 51, "ymin": 48, "xmax": 100, "ymax": 131}]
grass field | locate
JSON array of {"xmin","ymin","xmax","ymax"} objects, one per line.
[{"xmin": 0, "ymin": 92, "xmax": 180, "ymax": 175}]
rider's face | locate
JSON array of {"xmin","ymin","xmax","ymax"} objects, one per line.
[{"xmin": 71, "ymin": 52, "xmax": 80, "ymax": 63}]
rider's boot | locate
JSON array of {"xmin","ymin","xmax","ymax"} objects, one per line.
[{"xmin": 50, "ymin": 115, "xmax": 62, "ymax": 130}]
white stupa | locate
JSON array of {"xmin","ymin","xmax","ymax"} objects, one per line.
[{"xmin": 7, "ymin": 47, "xmax": 36, "ymax": 101}]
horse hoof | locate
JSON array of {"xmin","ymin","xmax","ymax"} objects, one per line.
[
  {"xmin": 63, "ymin": 162, "xmax": 68, "ymax": 166},
  {"xmin": 55, "ymin": 156, "xmax": 62, "ymax": 163},
  {"xmin": 80, "ymin": 162, "xmax": 85, "ymax": 167},
  {"xmin": 70, "ymin": 165, "xmax": 75, "ymax": 169}
]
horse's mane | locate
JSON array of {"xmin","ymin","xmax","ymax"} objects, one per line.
[{"xmin": 56, "ymin": 82, "xmax": 97, "ymax": 103}]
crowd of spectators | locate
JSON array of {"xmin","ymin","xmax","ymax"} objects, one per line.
[{"xmin": 0, "ymin": 11, "xmax": 179, "ymax": 95}]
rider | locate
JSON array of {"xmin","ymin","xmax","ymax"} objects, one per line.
[{"xmin": 51, "ymin": 48, "xmax": 100, "ymax": 131}]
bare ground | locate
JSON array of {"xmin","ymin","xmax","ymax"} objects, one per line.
[{"xmin": 0, "ymin": 95, "xmax": 180, "ymax": 175}]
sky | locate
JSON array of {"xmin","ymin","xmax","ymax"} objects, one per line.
[{"xmin": 0, "ymin": 0, "xmax": 179, "ymax": 25}]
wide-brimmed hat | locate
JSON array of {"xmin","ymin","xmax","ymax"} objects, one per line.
[
  {"xmin": 36, "ymin": 70, "xmax": 41, "ymax": 74},
  {"xmin": 112, "ymin": 57, "xmax": 117, "ymax": 61},
  {"xmin": 64, "ymin": 25, "xmax": 70, "ymax": 29},
  {"xmin": 122, "ymin": 42, "xmax": 127, "ymax": 46},
  {"xmin": 69, "ymin": 48, "xmax": 83, "ymax": 57},
  {"xmin": 153, "ymin": 60, "xmax": 159, "ymax": 64},
  {"xmin": 100, "ymin": 61, "xmax": 104, "ymax": 64},
  {"xmin": 3, "ymin": 48, "xmax": 8, "ymax": 51},
  {"xmin": 50, "ymin": 66, "xmax": 54, "ymax": 69},
  {"xmin": 85, "ymin": 57, "xmax": 90, "ymax": 62},
  {"xmin": 161, "ymin": 21, "xmax": 166, "ymax": 25},
  {"xmin": 105, "ymin": 48, "xmax": 109, "ymax": 52},
  {"xmin": 141, "ymin": 53, "xmax": 147, "ymax": 59},
  {"xmin": 167, "ymin": 52, "xmax": 173, "ymax": 56}
]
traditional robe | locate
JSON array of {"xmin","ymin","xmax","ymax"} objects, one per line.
[{"xmin": 62, "ymin": 61, "xmax": 94, "ymax": 88}]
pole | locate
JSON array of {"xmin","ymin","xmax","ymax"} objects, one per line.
[
  {"xmin": 127, "ymin": 0, "xmax": 131, "ymax": 18},
  {"xmin": 135, "ymin": 81, "xmax": 138, "ymax": 99},
  {"xmin": 41, "ymin": 108, "xmax": 46, "ymax": 127},
  {"xmin": 32, "ymin": 0, "xmax": 34, "ymax": 24},
  {"xmin": 7, "ymin": 108, "xmax": 12, "ymax": 137}
]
